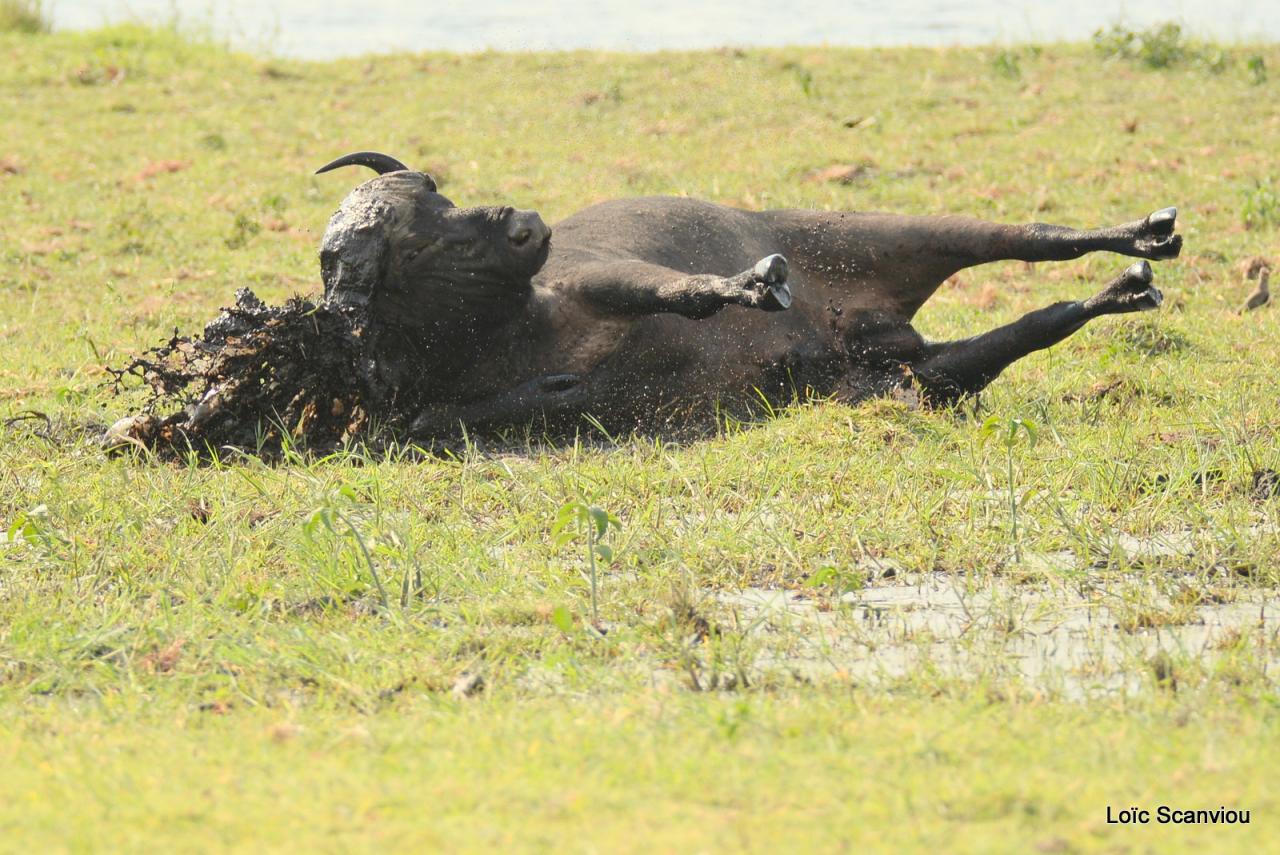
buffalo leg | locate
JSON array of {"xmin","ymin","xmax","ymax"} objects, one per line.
[
  {"xmin": 902, "ymin": 207, "xmax": 1180, "ymax": 317},
  {"xmin": 960, "ymin": 207, "xmax": 1182, "ymax": 264},
  {"xmin": 410, "ymin": 374, "xmax": 586, "ymax": 439},
  {"xmin": 910, "ymin": 261, "xmax": 1161, "ymax": 404},
  {"xmin": 573, "ymin": 254, "xmax": 792, "ymax": 319},
  {"xmin": 782, "ymin": 207, "xmax": 1180, "ymax": 318}
]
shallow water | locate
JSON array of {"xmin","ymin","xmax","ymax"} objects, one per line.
[
  {"xmin": 52, "ymin": 0, "xmax": 1280, "ymax": 58},
  {"xmin": 715, "ymin": 565, "xmax": 1279, "ymax": 698}
]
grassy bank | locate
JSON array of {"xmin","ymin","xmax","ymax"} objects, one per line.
[{"xmin": 1, "ymin": 24, "xmax": 1278, "ymax": 851}]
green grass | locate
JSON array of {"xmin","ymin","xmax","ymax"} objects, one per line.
[
  {"xmin": 2, "ymin": 24, "xmax": 1279, "ymax": 851},
  {"xmin": 4, "ymin": 694, "xmax": 1277, "ymax": 852},
  {"xmin": 0, "ymin": 0, "xmax": 48, "ymax": 35}
]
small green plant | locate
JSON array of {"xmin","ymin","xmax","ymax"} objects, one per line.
[
  {"xmin": 781, "ymin": 61, "xmax": 816, "ymax": 98},
  {"xmin": 805, "ymin": 564, "xmax": 865, "ymax": 595},
  {"xmin": 305, "ymin": 487, "xmax": 390, "ymax": 610},
  {"xmin": 110, "ymin": 201, "xmax": 165, "ymax": 256},
  {"xmin": 980, "ymin": 415, "xmax": 1038, "ymax": 563},
  {"xmin": 303, "ymin": 486, "xmax": 428, "ymax": 613},
  {"xmin": 225, "ymin": 212, "xmax": 262, "ymax": 249},
  {"xmin": 1242, "ymin": 178, "xmax": 1280, "ymax": 229},
  {"xmin": 553, "ymin": 501, "xmax": 621, "ymax": 629},
  {"xmin": 3, "ymin": 504, "xmax": 64, "ymax": 550},
  {"xmin": 796, "ymin": 67, "xmax": 815, "ymax": 97},
  {"xmin": 0, "ymin": 0, "xmax": 50, "ymax": 34},
  {"xmin": 549, "ymin": 604, "xmax": 575, "ymax": 634},
  {"xmin": 991, "ymin": 50, "xmax": 1021, "ymax": 80},
  {"xmin": 1092, "ymin": 22, "xmax": 1228, "ymax": 72},
  {"xmin": 1247, "ymin": 55, "xmax": 1267, "ymax": 85}
]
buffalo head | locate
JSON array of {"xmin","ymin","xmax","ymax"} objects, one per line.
[{"xmin": 316, "ymin": 152, "xmax": 551, "ymax": 332}]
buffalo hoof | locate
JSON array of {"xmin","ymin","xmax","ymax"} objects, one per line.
[
  {"xmin": 752, "ymin": 253, "xmax": 792, "ymax": 311},
  {"xmin": 754, "ymin": 253, "xmax": 788, "ymax": 284},
  {"xmin": 1135, "ymin": 207, "xmax": 1182, "ymax": 260},
  {"xmin": 1085, "ymin": 260, "xmax": 1163, "ymax": 315},
  {"xmin": 1147, "ymin": 207, "xmax": 1177, "ymax": 236},
  {"xmin": 762, "ymin": 281, "xmax": 792, "ymax": 311}
]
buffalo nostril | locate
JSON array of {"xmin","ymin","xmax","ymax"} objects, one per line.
[{"xmin": 511, "ymin": 228, "xmax": 532, "ymax": 246}]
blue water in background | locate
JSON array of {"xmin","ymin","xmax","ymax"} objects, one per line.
[{"xmin": 51, "ymin": 0, "xmax": 1280, "ymax": 57}]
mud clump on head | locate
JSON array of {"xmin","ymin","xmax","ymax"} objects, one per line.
[{"xmin": 107, "ymin": 288, "xmax": 394, "ymax": 458}]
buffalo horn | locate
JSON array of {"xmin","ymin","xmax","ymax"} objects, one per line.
[{"xmin": 314, "ymin": 151, "xmax": 412, "ymax": 176}]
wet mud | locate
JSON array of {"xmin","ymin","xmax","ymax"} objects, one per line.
[{"xmin": 107, "ymin": 289, "xmax": 390, "ymax": 457}]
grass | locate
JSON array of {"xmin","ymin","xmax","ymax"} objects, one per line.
[
  {"xmin": 1092, "ymin": 23, "xmax": 1229, "ymax": 72},
  {"xmin": 4, "ymin": 695, "xmax": 1278, "ymax": 851},
  {"xmin": 0, "ymin": 0, "xmax": 47, "ymax": 34},
  {"xmin": 1, "ymin": 23, "xmax": 1279, "ymax": 851}
]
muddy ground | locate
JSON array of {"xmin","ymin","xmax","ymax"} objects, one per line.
[{"xmin": 107, "ymin": 289, "xmax": 389, "ymax": 457}]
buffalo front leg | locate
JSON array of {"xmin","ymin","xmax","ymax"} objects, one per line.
[
  {"xmin": 574, "ymin": 255, "xmax": 792, "ymax": 319},
  {"xmin": 410, "ymin": 374, "xmax": 587, "ymax": 439},
  {"xmin": 910, "ymin": 261, "xmax": 1162, "ymax": 405}
]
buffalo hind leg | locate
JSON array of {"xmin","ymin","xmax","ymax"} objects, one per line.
[
  {"xmin": 911, "ymin": 261, "xmax": 1161, "ymax": 405},
  {"xmin": 828, "ymin": 207, "xmax": 1180, "ymax": 319},
  {"xmin": 915, "ymin": 206, "xmax": 1182, "ymax": 267},
  {"xmin": 1005, "ymin": 207, "xmax": 1182, "ymax": 263}
]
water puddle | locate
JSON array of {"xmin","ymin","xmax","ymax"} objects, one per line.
[{"xmin": 712, "ymin": 566, "xmax": 1279, "ymax": 698}]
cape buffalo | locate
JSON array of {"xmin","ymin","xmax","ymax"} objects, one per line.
[{"xmin": 316, "ymin": 151, "xmax": 1181, "ymax": 439}]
